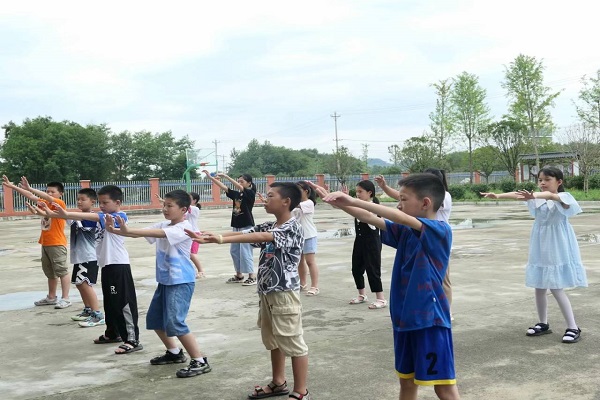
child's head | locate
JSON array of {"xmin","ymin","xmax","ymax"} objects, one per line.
[
  {"xmin": 46, "ymin": 182, "xmax": 64, "ymax": 199},
  {"xmin": 238, "ymin": 174, "xmax": 256, "ymax": 191},
  {"xmin": 189, "ymin": 192, "xmax": 201, "ymax": 207},
  {"xmin": 396, "ymin": 173, "xmax": 445, "ymax": 218},
  {"xmin": 77, "ymin": 188, "xmax": 97, "ymax": 212},
  {"xmin": 265, "ymin": 182, "xmax": 302, "ymax": 215},
  {"xmin": 97, "ymin": 185, "xmax": 123, "ymax": 213},
  {"xmin": 295, "ymin": 181, "xmax": 317, "ymax": 204},
  {"xmin": 163, "ymin": 190, "xmax": 191, "ymax": 221},
  {"xmin": 423, "ymin": 168, "xmax": 449, "ymax": 191},
  {"xmin": 356, "ymin": 180, "xmax": 380, "ymax": 204},
  {"xmin": 537, "ymin": 167, "xmax": 564, "ymax": 193}
]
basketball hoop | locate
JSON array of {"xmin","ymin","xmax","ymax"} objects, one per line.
[{"xmin": 199, "ymin": 162, "xmax": 208, "ymax": 166}]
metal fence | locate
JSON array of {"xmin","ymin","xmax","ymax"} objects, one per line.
[{"xmin": 90, "ymin": 181, "xmax": 151, "ymax": 206}]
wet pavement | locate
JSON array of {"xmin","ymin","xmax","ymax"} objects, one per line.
[{"xmin": 1, "ymin": 202, "xmax": 600, "ymax": 399}]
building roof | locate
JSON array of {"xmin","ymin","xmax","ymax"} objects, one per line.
[{"xmin": 519, "ymin": 151, "xmax": 578, "ymax": 161}]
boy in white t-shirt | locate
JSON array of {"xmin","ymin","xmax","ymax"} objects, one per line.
[
  {"xmin": 46, "ymin": 185, "xmax": 142, "ymax": 354},
  {"xmin": 105, "ymin": 189, "xmax": 211, "ymax": 378}
]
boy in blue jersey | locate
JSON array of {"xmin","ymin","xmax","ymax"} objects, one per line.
[
  {"xmin": 104, "ymin": 190, "xmax": 211, "ymax": 378},
  {"xmin": 309, "ymin": 175, "xmax": 459, "ymax": 400}
]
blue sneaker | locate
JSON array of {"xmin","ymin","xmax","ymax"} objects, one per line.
[{"xmin": 78, "ymin": 311, "xmax": 105, "ymax": 328}]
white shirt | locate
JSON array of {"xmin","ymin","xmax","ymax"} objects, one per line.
[
  {"xmin": 186, "ymin": 206, "xmax": 200, "ymax": 232},
  {"xmin": 96, "ymin": 212, "xmax": 130, "ymax": 267},
  {"xmin": 145, "ymin": 220, "xmax": 196, "ymax": 285},
  {"xmin": 436, "ymin": 191, "xmax": 453, "ymax": 223},
  {"xmin": 292, "ymin": 200, "xmax": 318, "ymax": 239}
]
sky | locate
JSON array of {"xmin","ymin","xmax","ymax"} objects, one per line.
[{"xmin": 1, "ymin": 0, "xmax": 599, "ymax": 168}]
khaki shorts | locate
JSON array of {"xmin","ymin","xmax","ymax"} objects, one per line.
[
  {"xmin": 258, "ymin": 291, "xmax": 308, "ymax": 357},
  {"xmin": 41, "ymin": 246, "xmax": 68, "ymax": 279}
]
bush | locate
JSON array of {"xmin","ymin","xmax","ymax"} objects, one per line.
[
  {"xmin": 348, "ymin": 188, "xmax": 356, "ymax": 197},
  {"xmin": 516, "ymin": 181, "xmax": 537, "ymax": 191},
  {"xmin": 588, "ymin": 174, "xmax": 600, "ymax": 190},
  {"xmin": 499, "ymin": 179, "xmax": 516, "ymax": 192},
  {"xmin": 488, "ymin": 182, "xmax": 498, "ymax": 190},
  {"xmin": 564, "ymin": 175, "xmax": 584, "ymax": 190},
  {"xmin": 468, "ymin": 183, "xmax": 489, "ymax": 197},
  {"xmin": 448, "ymin": 184, "xmax": 466, "ymax": 200}
]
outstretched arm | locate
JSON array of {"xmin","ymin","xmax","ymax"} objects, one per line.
[
  {"xmin": 480, "ymin": 191, "xmax": 522, "ymax": 200},
  {"xmin": 374, "ymin": 175, "xmax": 400, "ymax": 200},
  {"xmin": 217, "ymin": 173, "xmax": 244, "ymax": 191},
  {"xmin": 105, "ymin": 215, "xmax": 162, "ymax": 238},
  {"xmin": 41, "ymin": 202, "xmax": 101, "ymax": 221},
  {"xmin": 2, "ymin": 175, "xmax": 39, "ymax": 202},
  {"xmin": 19, "ymin": 176, "xmax": 55, "ymax": 203},
  {"xmin": 202, "ymin": 170, "xmax": 229, "ymax": 192}
]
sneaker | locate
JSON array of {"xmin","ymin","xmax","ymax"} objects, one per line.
[
  {"xmin": 150, "ymin": 349, "xmax": 187, "ymax": 365},
  {"xmin": 242, "ymin": 277, "xmax": 257, "ymax": 286},
  {"xmin": 54, "ymin": 299, "xmax": 72, "ymax": 309},
  {"xmin": 34, "ymin": 296, "xmax": 57, "ymax": 306},
  {"xmin": 71, "ymin": 308, "xmax": 93, "ymax": 321},
  {"xmin": 176, "ymin": 358, "xmax": 211, "ymax": 378},
  {"xmin": 226, "ymin": 275, "xmax": 245, "ymax": 284},
  {"xmin": 78, "ymin": 311, "xmax": 106, "ymax": 328}
]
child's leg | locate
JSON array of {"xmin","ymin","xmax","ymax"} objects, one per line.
[
  {"xmin": 442, "ymin": 264, "xmax": 452, "ymax": 307},
  {"xmin": 229, "ymin": 242, "xmax": 243, "ymax": 278},
  {"xmin": 100, "ymin": 267, "xmax": 119, "ymax": 339},
  {"xmin": 107, "ymin": 265, "xmax": 140, "ymax": 350},
  {"xmin": 178, "ymin": 333, "xmax": 203, "ymax": 359},
  {"xmin": 298, "ymin": 254, "xmax": 308, "ymax": 288},
  {"xmin": 305, "ymin": 253, "xmax": 319, "ymax": 289},
  {"xmin": 550, "ymin": 289, "xmax": 578, "ymax": 329},
  {"xmin": 351, "ymin": 244, "xmax": 366, "ymax": 294},
  {"xmin": 434, "ymin": 384, "xmax": 460, "ymax": 400},
  {"xmin": 238, "ymin": 242, "xmax": 255, "ymax": 279},
  {"xmin": 271, "ymin": 348, "xmax": 287, "ymax": 385},
  {"xmin": 534, "ymin": 288, "xmax": 549, "ymax": 323},
  {"xmin": 399, "ymin": 378, "xmax": 419, "ymax": 400},
  {"xmin": 59, "ymin": 274, "xmax": 71, "ymax": 299},
  {"xmin": 78, "ymin": 282, "xmax": 100, "ymax": 311},
  {"xmin": 290, "ymin": 354, "xmax": 308, "ymax": 397},
  {"xmin": 47, "ymin": 278, "xmax": 59, "ymax": 300},
  {"xmin": 190, "ymin": 254, "xmax": 203, "ymax": 275}
]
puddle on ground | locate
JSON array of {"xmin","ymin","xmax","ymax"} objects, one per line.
[
  {"xmin": 577, "ymin": 233, "xmax": 600, "ymax": 243},
  {"xmin": 450, "ymin": 219, "xmax": 495, "ymax": 230},
  {"xmin": 0, "ymin": 248, "xmax": 16, "ymax": 256},
  {"xmin": 0, "ymin": 291, "xmax": 84, "ymax": 311},
  {"xmin": 317, "ymin": 228, "xmax": 355, "ymax": 239}
]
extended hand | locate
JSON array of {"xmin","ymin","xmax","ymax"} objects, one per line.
[
  {"xmin": 323, "ymin": 191, "xmax": 354, "ymax": 207},
  {"xmin": 305, "ymin": 181, "xmax": 329, "ymax": 199},
  {"xmin": 19, "ymin": 176, "xmax": 31, "ymax": 190},
  {"xmin": 49, "ymin": 202, "xmax": 67, "ymax": 218},
  {"xmin": 374, "ymin": 175, "xmax": 387, "ymax": 187},
  {"xmin": 480, "ymin": 192, "xmax": 498, "ymax": 199},
  {"xmin": 516, "ymin": 190, "xmax": 535, "ymax": 200},
  {"xmin": 2, "ymin": 175, "xmax": 13, "ymax": 186}
]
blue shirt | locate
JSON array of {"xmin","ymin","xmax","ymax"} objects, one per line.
[
  {"xmin": 145, "ymin": 220, "xmax": 196, "ymax": 285},
  {"xmin": 381, "ymin": 218, "xmax": 452, "ymax": 332}
]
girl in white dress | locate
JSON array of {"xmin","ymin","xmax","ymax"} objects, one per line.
[{"xmin": 481, "ymin": 167, "xmax": 587, "ymax": 343}]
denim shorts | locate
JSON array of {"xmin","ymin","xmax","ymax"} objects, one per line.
[
  {"xmin": 303, "ymin": 236, "xmax": 317, "ymax": 254},
  {"xmin": 146, "ymin": 282, "xmax": 195, "ymax": 337}
]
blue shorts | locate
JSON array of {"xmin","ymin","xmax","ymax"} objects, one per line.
[
  {"xmin": 146, "ymin": 283, "xmax": 195, "ymax": 337},
  {"xmin": 303, "ymin": 237, "xmax": 317, "ymax": 254},
  {"xmin": 394, "ymin": 326, "xmax": 456, "ymax": 386}
]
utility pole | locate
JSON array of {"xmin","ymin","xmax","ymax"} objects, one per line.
[
  {"xmin": 361, "ymin": 143, "xmax": 369, "ymax": 172},
  {"xmin": 212, "ymin": 139, "xmax": 220, "ymax": 172},
  {"xmin": 220, "ymin": 154, "xmax": 227, "ymax": 172},
  {"xmin": 331, "ymin": 112, "xmax": 341, "ymax": 176}
]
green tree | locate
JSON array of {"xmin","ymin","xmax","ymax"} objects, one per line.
[
  {"xmin": 472, "ymin": 145, "xmax": 502, "ymax": 183},
  {"xmin": 574, "ymin": 69, "xmax": 600, "ymax": 127},
  {"xmin": 561, "ymin": 124, "xmax": 600, "ymax": 192},
  {"xmin": 502, "ymin": 54, "xmax": 561, "ymax": 169},
  {"xmin": 429, "ymin": 78, "xmax": 454, "ymax": 159},
  {"xmin": 388, "ymin": 144, "xmax": 401, "ymax": 166},
  {"xmin": 108, "ymin": 131, "xmax": 135, "ymax": 180},
  {"xmin": 399, "ymin": 135, "xmax": 438, "ymax": 173},
  {"xmin": 487, "ymin": 119, "xmax": 528, "ymax": 180},
  {"xmin": 1, "ymin": 117, "xmax": 112, "ymax": 183},
  {"xmin": 450, "ymin": 72, "xmax": 491, "ymax": 183},
  {"xmin": 324, "ymin": 145, "xmax": 363, "ymax": 186}
]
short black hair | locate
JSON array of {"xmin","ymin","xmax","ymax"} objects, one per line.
[
  {"xmin": 78, "ymin": 188, "xmax": 97, "ymax": 201},
  {"xmin": 164, "ymin": 189, "xmax": 191, "ymax": 209},
  {"xmin": 539, "ymin": 166, "xmax": 565, "ymax": 192},
  {"xmin": 398, "ymin": 173, "xmax": 445, "ymax": 211},
  {"xmin": 423, "ymin": 168, "xmax": 449, "ymax": 191},
  {"xmin": 47, "ymin": 181, "xmax": 64, "ymax": 193},
  {"xmin": 270, "ymin": 182, "xmax": 302, "ymax": 211},
  {"xmin": 97, "ymin": 185, "xmax": 123, "ymax": 202}
]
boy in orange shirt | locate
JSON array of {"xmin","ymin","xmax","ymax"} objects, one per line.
[{"xmin": 2, "ymin": 175, "xmax": 71, "ymax": 308}]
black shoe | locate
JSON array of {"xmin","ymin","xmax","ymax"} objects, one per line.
[
  {"xmin": 176, "ymin": 358, "xmax": 212, "ymax": 378},
  {"xmin": 150, "ymin": 349, "xmax": 187, "ymax": 365}
]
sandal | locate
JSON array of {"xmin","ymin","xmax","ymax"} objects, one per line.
[
  {"xmin": 368, "ymin": 299, "xmax": 388, "ymax": 309},
  {"xmin": 115, "ymin": 341, "xmax": 144, "ymax": 354},
  {"xmin": 305, "ymin": 287, "xmax": 320, "ymax": 296},
  {"xmin": 562, "ymin": 328, "xmax": 581, "ymax": 343},
  {"xmin": 289, "ymin": 390, "xmax": 311, "ymax": 400},
  {"xmin": 349, "ymin": 294, "xmax": 367, "ymax": 304},
  {"xmin": 248, "ymin": 380, "xmax": 289, "ymax": 399},
  {"xmin": 226, "ymin": 275, "xmax": 245, "ymax": 283},
  {"xmin": 526, "ymin": 322, "xmax": 552, "ymax": 336},
  {"xmin": 93, "ymin": 334, "xmax": 123, "ymax": 344}
]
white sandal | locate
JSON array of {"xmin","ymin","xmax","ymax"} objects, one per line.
[
  {"xmin": 349, "ymin": 294, "xmax": 368, "ymax": 304},
  {"xmin": 306, "ymin": 287, "xmax": 320, "ymax": 296},
  {"xmin": 368, "ymin": 299, "xmax": 388, "ymax": 309}
]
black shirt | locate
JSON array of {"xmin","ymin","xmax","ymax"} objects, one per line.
[{"xmin": 226, "ymin": 187, "xmax": 256, "ymax": 228}]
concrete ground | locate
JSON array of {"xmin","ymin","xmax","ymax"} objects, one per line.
[{"xmin": 1, "ymin": 201, "xmax": 599, "ymax": 400}]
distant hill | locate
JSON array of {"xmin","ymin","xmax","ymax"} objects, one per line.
[{"xmin": 367, "ymin": 158, "xmax": 390, "ymax": 167}]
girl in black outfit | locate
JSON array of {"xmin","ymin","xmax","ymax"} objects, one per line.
[{"xmin": 348, "ymin": 180, "xmax": 387, "ymax": 309}]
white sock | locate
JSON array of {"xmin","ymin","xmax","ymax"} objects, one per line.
[
  {"xmin": 535, "ymin": 288, "xmax": 548, "ymax": 323},
  {"xmin": 167, "ymin": 348, "xmax": 180, "ymax": 354},
  {"xmin": 550, "ymin": 289, "xmax": 578, "ymax": 330},
  {"xmin": 193, "ymin": 357, "xmax": 206, "ymax": 364}
]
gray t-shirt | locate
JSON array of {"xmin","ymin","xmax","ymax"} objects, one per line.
[{"xmin": 251, "ymin": 217, "xmax": 303, "ymax": 294}]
